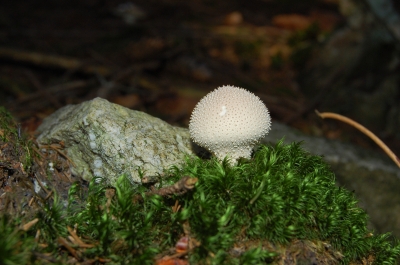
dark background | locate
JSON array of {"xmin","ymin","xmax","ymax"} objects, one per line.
[{"xmin": 1, "ymin": 0, "xmax": 399, "ymax": 158}]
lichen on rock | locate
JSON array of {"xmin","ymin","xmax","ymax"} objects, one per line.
[{"xmin": 36, "ymin": 97, "xmax": 194, "ymax": 185}]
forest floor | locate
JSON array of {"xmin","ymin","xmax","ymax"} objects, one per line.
[
  {"xmin": 1, "ymin": 0, "xmax": 348, "ymax": 142},
  {"xmin": 2, "ymin": 0, "xmax": 398, "ymax": 157}
]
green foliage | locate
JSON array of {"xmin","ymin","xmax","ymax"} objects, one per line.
[
  {"xmin": 64, "ymin": 176, "xmax": 181, "ymax": 264},
  {"xmin": 36, "ymin": 193, "xmax": 69, "ymax": 246},
  {"xmin": 288, "ymin": 23, "xmax": 325, "ymax": 69},
  {"xmin": 170, "ymin": 141, "xmax": 400, "ymax": 263},
  {"xmin": 270, "ymin": 53, "xmax": 284, "ymax": 70},
  {"xmin": 0, "ymin": 106, "xmax": 18, "ymax": 141},
  {"xmin": 239, "ymin": 247, "xmax": 276, "ymax": 265},
  {"xmin": 0, "ymin": 141, "xmax": 399, "ymax": 264},
  {"xmin": 367, "ymin": 234, "xmax": 400, "ymax": 264},
  {"xmin": 0, "ymin": 215, "xmax": 35, "ymax": 265},
  {"xmin": 0, "ymin": 106, "xmax": 34, "ymax": 171}
]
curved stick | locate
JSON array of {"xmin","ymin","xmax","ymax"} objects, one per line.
[{"xmin": 316, "ymin": 110, "xmax": 400, "ymax": 168}]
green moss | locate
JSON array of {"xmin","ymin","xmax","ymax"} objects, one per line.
[
  {"xmin": 0, "ymin": 106, "xmax": 34, "ymax": 171},
  {"xmin": 172, "ymin": 141, "xmax": 400, "ymax": 264},
  {"xmin": 0, "ymin": 216, "xmax": 36, "ymax": 265},
  {"xmin": 1, "ymin": 141, "xmax": 399, "ymax": 264}
]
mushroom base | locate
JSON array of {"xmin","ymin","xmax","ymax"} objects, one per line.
[{"xmin": 213, "ymin": 145, "xmax": 253, "ymax": 165}]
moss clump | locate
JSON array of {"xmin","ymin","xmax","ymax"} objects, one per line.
[
  {"xmin": 0, "ymin": 215, "xmax": 36, "ymax": 265},
  {"xmin": 1, "ymin": 141, "xmax": 399, "ymax": 264},
  {"xmin": 172, "ymin": 141, "xmax": 400, "ymax": 264}
]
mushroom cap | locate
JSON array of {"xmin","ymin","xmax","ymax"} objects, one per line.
[{"xmin": 189, "ymin": 85, "xmax": 271, "ymax": 162}]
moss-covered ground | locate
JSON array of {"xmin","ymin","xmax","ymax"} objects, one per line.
[{"xmin": 0, "ymin": 107, "xmax": 400, "ymax": 264}]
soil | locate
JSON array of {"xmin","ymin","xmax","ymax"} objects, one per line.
[{"xmin": 0, "ymin": 108, "xmax": 86, "ymax": 219}]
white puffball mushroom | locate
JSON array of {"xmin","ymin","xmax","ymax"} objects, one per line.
[{"xmin": 189, "ymin": 85, "xmax": 271, "ymax": 164}]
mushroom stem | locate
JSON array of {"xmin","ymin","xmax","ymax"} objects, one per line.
[{"xmin": 316, "ymin": 110, "xmax": 400, "ymax": 168}]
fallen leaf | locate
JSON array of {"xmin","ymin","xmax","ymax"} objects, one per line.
[
  {"xmin": 223, "ymin": 11, "xmax": 243, "ymax": 26},
  {"xmin": 272, "ymin": 14, "xmax": 312, "ymax": 31}
]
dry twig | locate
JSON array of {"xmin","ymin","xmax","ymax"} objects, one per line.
[
  {"xmin": 57, "ymin": 236, "xmax": 81, "ymax": 261},
  {"xmin": 0, "ymin": 47, "xmax": 111, "ymax": 76},
  {"xmin": 133, "ymin": 176, "xmax": 198, "ymax": 203},
  {"xmin": 34, "ymin": 173, "xmax": 50, "ymax": 195},
  {"xmin": 67, "ymin": 226, "xmax": 96, "ymax": 248},
  {"xmin": 44, "ymin": 190, "xmax": 54, "ymax": 201},
  {"xmin": 20, "ymin": 218, "xmax": 39, "ymax": 231},
  {"xmin": 105, "ymin": 188, "xmax": 115, "ymax": 213},
  {"xmin": 39, "ymin": 143, "xmax": 76, "ymax": 167},
  {"xmin": 316, "ymin": 110, "xmax": 400, "ymax": 168}
]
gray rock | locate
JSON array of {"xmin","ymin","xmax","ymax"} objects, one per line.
[
  {"xmin": 265, "ymin": 122, "xmax": 399, "ymax": 178},
  {"xmin": 36, "ymin": 97, "xmax": 193, "ymax": 185}
]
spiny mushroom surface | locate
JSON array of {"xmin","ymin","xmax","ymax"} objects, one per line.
[{"xmin": 189, "ymin": 85, "xmax": 271, "ymax": 164}]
